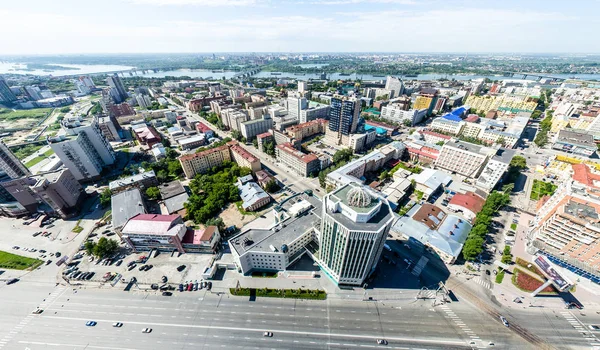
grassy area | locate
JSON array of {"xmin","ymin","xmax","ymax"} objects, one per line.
[
  {"xmin": 515, "ymin": 257, "xmax": 543, "ymax": 277},
  {"xmin": 235, "ymin": 201, "xmax": 257, "ymax": 217},
  {"xmin": 510, "ymin": 223, "xmax": 517, "ymax": 230},
  {"xmin": 230, "ymin": 287, "xmax": 327, "ymax": 300},
  {"xmin": 495, "ymin": 269, "xmax": 506, "ymax": 283},
  {"xmin": 72, "ymin": 220, "xmax": 84, "ymax": 233},
  {"xmin": 0, "ymin": 108, "xmax": 52, "ymax": 121},
  {"xmin": 0, "ymin": 250, "xmax": 43, "ymax": 270},
  {"xmin": 530, "ymin": 179, "xmax": 558, "ymax": 201},
  {"xmin": 24, "ymin": 149, "xmax": 54, "ymax": 168},
  {"xmin": 10, "ymin": 144, "xmax": 44, "ymax": 160}
]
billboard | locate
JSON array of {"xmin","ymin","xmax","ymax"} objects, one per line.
[{"xmin": 534, "ymin": 255, "xmax": 573, "ymax": 292}]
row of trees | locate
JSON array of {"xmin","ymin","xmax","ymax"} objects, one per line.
[
  {"xmin": 318, "ymin": 148, "xmax": 354, "ymax": 188},
  {"xmin": 534, "ymin": 111, "xmax": 553, "ymax": 147},
  {"xmin": 184, "ymin": 161, "xmax": 251, "ymax": 224},
  {"xmin": 461, "ymin": 191, "xmax": 511, "ymax": 261}
]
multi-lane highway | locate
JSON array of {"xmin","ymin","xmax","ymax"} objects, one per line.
[{"xmin": 2, "ymin": 285, "xmax": 530, "ymax": 350}]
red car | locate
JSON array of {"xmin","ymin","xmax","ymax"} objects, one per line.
[{"xmin": 187, "ymin": 282, "xmax": 193, "ymax": 291}]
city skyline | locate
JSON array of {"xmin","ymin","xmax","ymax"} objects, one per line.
[{"xmin": 1, "ymin": 0, "xmax": 596, "ymax": 55}]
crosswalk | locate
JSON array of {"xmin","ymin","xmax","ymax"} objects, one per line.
[
  {"xmin": 439, "ymin": 304, "xmax": 489, "ymax": 349},
  {"xmin": 0, "ymin": 287, "xmax": 66, "ymax": 349},
  {"xmin": 560, "ymin": 310, "xmax": 600, "ymax": 349},
  {"xmin": 473, "ymin": 278, "xmax": 492, "ymax": 290}
]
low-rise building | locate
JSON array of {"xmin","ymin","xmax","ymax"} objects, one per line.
[
  {"xmin": 132, "ymin": 124, "xmax": 161, "ymax": 149},
  {"xmin": 435, "ymin": 141, "xmax": 496, "ymax": 179},
  {"xmin": 447, "ymin": 191, "xmax": 485, "ymax": 222},
  {"xmin": 177, "ymin": 135, "xmax": 206, "ymax": 151},
  {"xmin": 238, "ymin": 181, "xmax": 270, "ymax": 212},
  {"xmin": 408, "ymin": 168, "xmax": 452, "ymax": 201},
  {"xmin": 158, "ymin": 181, "xmax": 189, "ymax": 215},
  {"xmin": 380, "ymin": 106, "xmax": 427, "ymax": 126},
  {"xmin": 111, "ymin": 188, "xmax": 147, "ymax": 233},
  {"xmin": 181, "ymin": 226, "xmax": 221, "ymax": 253},
  {"xmin": 179, "ymin": 145, "xmax": 231, "ymax": 179},
  {"xmin": 241, "ymin": 117, "xmax": 272, "ymax": 140},
  {"xmin": 276, "ymin": 142, "xmax": 320, "ymax": 177},
  {"xmin": 405, "ymin": 140, "xmax": 441, "ymax": 164},
  {"xmin": 391, "ymin": 204, "xmax": 472, "ymax": 264},
  {"xmin": 121, "ymin": 213, "xmax": 187, "ymax": 253},
  {"xmin": 553, "ymin": 129, "xmax": 597, "ymax": 157},
  {"xmin": 285, "ymin": 118, "xmax": 327, "ymax": 141},
  {"xmin": 109, "ymin": 171, "xmax": 158, "ymax": 194},
  {"xmin": 228, "ymin": 141, "xmax": 261, "ymax": 173}
]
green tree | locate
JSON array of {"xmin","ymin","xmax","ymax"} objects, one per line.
[
  {"xmin": 84, "ymin": 241, "xmax": 96, "ymax": 256},
  {"xmin": 462, "ymin": 237, "xmax": 484, "ymax": 261},
  {"xmin": 231, "ymin": 130, "xmax": 243, "ymax": 141},
  {"xmin": 99, "ymin": 188, "xmax": 112, "ymax": 208},
  {"xmin": 146, "ymin": 186, "xmax": 161, "ymax": 200},
  {"xmin": 402, "ymin": 120, "xmax": 412, "ymax": 127},
  {"xmin": 60, "ymin": 107, "xmax": 71, "ymax": 113},
  {"xmin": 252, "ymin": 139, "xmax": 258, "ymax": 148},
  {"xmin": 205, "ymin": 217, "xmax": 225, "ymax": 232},
  {"xmin": 264, "ymin": 179, "xmax": 280, "ymax": 193},
  {"xmin": 157, "ymin": 170, "xmax": 169, "ymax": 183},
  {"xmin": 263, "ymin": 141, "xmax": 275, "ymax": 156},
  {"xmin": 332, "ymin": 148, "xmax": 353, "ymax": 165},
  {"xmin": 435, "ymin": 141, "xmax": 445, "ymax": 146},
  {"xmin": 93, "ymin": 237, "xmax": 119, "ymax": 259},
  {"xmin": 167, "ymin": 160, "xmax": 183, "ymax": 177}
]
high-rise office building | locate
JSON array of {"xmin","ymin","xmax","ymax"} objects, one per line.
[
  {"xmin": 79, "ymin": 76, "xmax": 96, "ymax": 89},
  {"xmin": 24, "ymin": 86, "xmax": 43, "ymax": 101},
  {"xmin": 298, "ymin": 81, "xmax": 308, "ymax": 93},
  {"xmin": 106, "ymin": 74, "xmax": 128, "ymax": 103},
  {"xmin": 49, "ymin": 121, "xmax": 116, "ymax": 181},
  {"xmin": 385, "ymin": 76, "xmax": 404, "ymax": 99},
  {"xmin": 319, "ymin": 183, "xmax": 395, "ymax": 286},
  {"xmin": 327, "ymin": 95, "xmax": 360, "ymax": 143},
  {"xmin": 0, "ymin": 140, "xmax": 31, "ymax": 179},
  {"xmin": 287, "ymin": 96, "xmax": 308, "ymax": 121},
  {"xmin": 0, "ymin": 77, "xmax": 17, "ymax": 103}
]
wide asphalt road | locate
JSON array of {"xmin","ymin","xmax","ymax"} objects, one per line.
[{"xmin": 2, "ymin": 285, "xmax": 530, "ymax": 350}]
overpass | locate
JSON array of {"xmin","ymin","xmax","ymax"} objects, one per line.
[{"xmin": 502, "ymin": 72, "xmax": 567, "ymax": 82}]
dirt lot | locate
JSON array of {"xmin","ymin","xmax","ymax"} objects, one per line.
[{"xmin": 218, "ymin": 203, "xmax": 257, "ymax": 229}]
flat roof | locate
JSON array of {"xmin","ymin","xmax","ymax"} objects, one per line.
[
  {"xmin": 557, "ymin": 129, "xmax": 596, "ymax": 147},
  {"xmin": 109, "ymin": 171, "xmax": 156, "ymax": 191},
  {"xmin": 111, "ymin": 188, "xmax": 146, "ymax": 229},
  {"xmin": 492, "ymin": 148, "xmax": 516, "ymax": 164},
  {"xmin": 230, "ymin": 194, "xmax": 323, "ymax": 256}
]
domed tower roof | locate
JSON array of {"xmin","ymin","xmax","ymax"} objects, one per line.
[{"xmin": 347, "ymin": 186, "xmax": 372, "ymax": 208}]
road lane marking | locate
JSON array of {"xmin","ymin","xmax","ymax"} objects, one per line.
[{"xmin": 38, "ymin": 315, "xmax": 469, "ymax": 346}]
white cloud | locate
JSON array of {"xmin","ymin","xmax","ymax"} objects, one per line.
[
  {"xmin": 124, "ymin": 0, "xmax": 260, "ymax": 6},
  {"xmin": 312, "ymin": 0, "xmax": 416, "ymax": 4}
]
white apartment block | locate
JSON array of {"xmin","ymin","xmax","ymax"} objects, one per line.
[
  {"xmin": 435, "ymin": 141, "xmax": 495, "ymax": 179},
  {"xmin": 380, "ymin": 106, "xmax": 427, "ymax": 126},
  {"xmin": 431, "ymin": 118, "xmax": 465, "ymax": 135},
  {"xmin": 49, "ymin": 122, "xmax": 115, "ymax": 181}
]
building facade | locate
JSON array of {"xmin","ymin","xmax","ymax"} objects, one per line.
[
  {"xmin": 0, "ymin": 140, "xmax": 31, "ymax": 179},
  {"xmin": 276, "ymin": 142, "xmax": 320, "ymax": 177},
  {"xmin": 318, "ymin": 183, "xmax": 395, "ymax": 286},
  {"xmin": 327, "ymin": 95, "xmax": 360, "ymax": 145},
  {"xmin": 179, "ymin": 145, "xmax": 231, "ymax": 179}
]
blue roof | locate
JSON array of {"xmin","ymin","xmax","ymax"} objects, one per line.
[
  {"xmin": 442, "ymin": 113, "xmax": 462, "ymax": 122},
  {"xmin": 451, "ymin": 107, "xmax": 467, "ymax": 116}
]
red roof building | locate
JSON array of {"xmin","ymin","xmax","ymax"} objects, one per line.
[{"xmin": 447, "ymin": 192, "xmax": 485, "ymax": 222}]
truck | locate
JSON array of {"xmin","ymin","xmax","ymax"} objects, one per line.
[{"xmin": 55, "ymin": 256, "xmax": 68, "ymax": 266}]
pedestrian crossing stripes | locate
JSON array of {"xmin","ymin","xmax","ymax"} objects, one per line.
[
  {"xmin": 439, "ymin": 305, "xmax": 489, "ymax": 349},
  {"xmin": 560, "ymin": 311, "xmax": 600, "ymax": 348},
  {"xmin": 0, "ymin": 287, "xmax": 66, "ymax": 349},
  {"xmin": 473, "ymin": 278, "xmax": 492, "ymax": 289}
]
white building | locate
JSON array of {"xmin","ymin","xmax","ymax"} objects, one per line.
[
  {"xmin": 435, "ymin": 141, "xmax": 496, "ymax": 179},
  {"xmin": 287, "ymin": 96, "xmax": 308, "ymax": 122},
  {"xmin": 319, "ymin": 183, "xmax": 395, "ymax": 286},
  {"xmin": 380, "ymin": 106, "xmax": 427, "ymax": 126},
  {"xmin": 49, "ymin": 121, "xmax": 116, "ymax": 181},
  {"xmin": 385, "ymin": 76, "xmax": 404, "ymax": 99}
]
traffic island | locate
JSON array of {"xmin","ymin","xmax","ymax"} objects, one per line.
[
  {"xmin": 511, "ymin": 268, "xmax": 557, "ymax": 295},
  {"xmin": 230, "ymin": 287, "xmax": 327, "ymax": 300}
]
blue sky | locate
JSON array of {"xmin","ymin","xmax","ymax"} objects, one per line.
[{"xmin": 1, "ymin": 0, "xmax": 596, "ymax": 54}]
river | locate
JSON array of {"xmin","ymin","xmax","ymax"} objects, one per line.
[{"xmin": 0, "ymin": 62, "xmax": 135, "ymax": 77}]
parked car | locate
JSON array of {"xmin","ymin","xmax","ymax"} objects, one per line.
[
  {"xmin": 178, "ymin": 284, "xmax": 184, "ymax": 292},
  {"xmin": 32, "ymin": 308, "xmax": 44, "ymax": 314},
  {"xmin": 55, "ymin": 252, "xmax": 61, "ymax": 257},
  {"xmin": 177, "ymin": 265, "xmax": 186, "ymax": 272},
  {"xmin": 193, "ymin": 282, "xmax": 198, "ymax": 291},
  {"xmin": 161, "ymin": 276, "xmax": 167, "ymax": 283},
  {"xmin": 207, "ymin": 282, "xmax": 212, "ymax": 291},
  {"xmin": 162, "ymin": 292, "xmax": 172, "ymax": 296},
  {"xmin": 32, "ymin": 232, "xmax": 42, "ymax": 237},
  {"xmin": 142, "ymin": 328, "xmax": 152, "ymax": 333},
  {"xmin": 6, "ymin": 278, "xmax": 19, "ymax": 285},
  {"xmin": 112, "ymin": 322, "xmax": 123, "ymax": 327},
  {"xmin": 85, "ymin": 321, "xmax": 97, "ymax": 327},
  {"xmin": 115, "ymin": 260, "xmax": 123, "ymax": 266}
]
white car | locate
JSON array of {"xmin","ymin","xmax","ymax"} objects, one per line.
[
  {"xmin": 142, "ymin": 328, "xmax": 152, "ymax": 333},
  {"xmin": 112, "ymin": 322, "xmax": 123, "ymax": 327}
]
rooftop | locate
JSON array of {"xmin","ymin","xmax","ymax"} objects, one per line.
[
  {"xmin": 276, "ymin": 143, "xmax": 318, "ymax": 163},
  {"xmin": 491, "ymin": 148, "xmax": 516, "ymax": 164},
  {"xmin": 326, "ymin": 183, "xmax": 395, "ymax": 231},
  {"xmin": 228, "ymin": 141, "xmax": 259, "ymax": 163},
  {"xmin": 422, "ymin": 130, "xmax": 452, "ymax": 140},
  {"xmin": 111, "ymin": 188, "xmax": 146, "ymax": 229},
  {"xmin": 179, "ymin": 144, "xmax": 229, "ymax": 161},
  {"xmin": 182, "ymin": 226, "xmax": 217, "ymax": 244},
  {"xmin": 230, "ymin": 193, "xmax": 323, "ymax": 256},
  {"xmin": 557, "ymin": 129, "xmax": 596, "ymax": 148},
  {"xmin": 122, "ymin": 213, "xmax": 182, "ymax": 236},
  {"xmin": 448, "ymin": 192, "xmax": 485, "ymax": 214},
  {"xmin": 572, "ymin": 163, "xmax": 600, "ymax": 189},
  {"xmin": 109, "ymin": 171, "xmax": 156, "ymax": 192}
]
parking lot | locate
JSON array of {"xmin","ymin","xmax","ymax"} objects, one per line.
[{"xmin": 64, "ymin": 242, "xmax": 217, "ymax": 289}]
